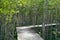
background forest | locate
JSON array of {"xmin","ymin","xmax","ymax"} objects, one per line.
[{"xmin": 0, "ymin": 0, "xmax": 60, "ymax": 40}]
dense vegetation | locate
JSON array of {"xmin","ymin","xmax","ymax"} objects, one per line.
[{"xmin": 0, "ymin": 0, "xmax": 60, "ymax": 40}]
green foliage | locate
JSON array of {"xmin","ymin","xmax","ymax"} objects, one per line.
[{"xmin": 0, "ymin": 0, "xmax": 60, "ymax": 40}]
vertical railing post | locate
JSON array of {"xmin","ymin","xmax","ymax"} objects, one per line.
[
  {"xmin": 55, "ymin": 0, "xmax": 58, "ymax": 40},
  {"xmin": 42, "ymin": 0, "xmax": 48, "ymax": 40}
]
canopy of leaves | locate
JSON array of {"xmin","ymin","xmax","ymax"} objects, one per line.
[{"xmin": 0, "ymin": 0, "xmax": 60, "ymax": 40}]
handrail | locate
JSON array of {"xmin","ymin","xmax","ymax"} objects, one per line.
[{"xmin": 16, "ymin": 23, "xmax": 60, "ymax": 29}]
